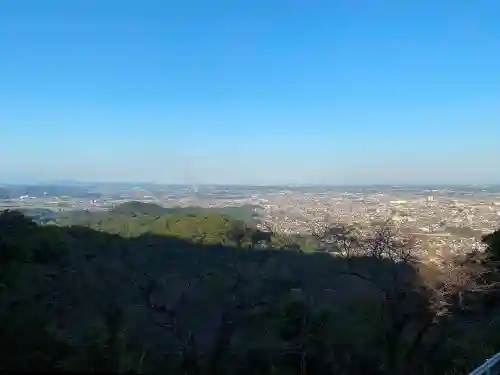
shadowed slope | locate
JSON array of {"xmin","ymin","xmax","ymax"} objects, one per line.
[{"xmin": 1, "ymin": 210, "xmax": 499, "ymax": 374}]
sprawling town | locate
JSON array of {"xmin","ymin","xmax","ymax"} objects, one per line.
[
  {"xmin": 253, "ymin": 188, "xmax": 500, "ymax": 263},
  {"xmin": 2, "ymin": 184, "xmax": 499, "ymax": 265}
]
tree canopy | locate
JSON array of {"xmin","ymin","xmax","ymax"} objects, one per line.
[
  {"xmin": 53, "ymin": 203, "xmax": 266, "ymax": 248},
  {"xmin": 1, "ymin": 207, "xmax": 500, "ymax": 374}
]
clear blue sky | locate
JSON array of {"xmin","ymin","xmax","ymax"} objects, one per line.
[{"xmin": 1, "ymin": 0, "xmax": 499, "ymax": 185}]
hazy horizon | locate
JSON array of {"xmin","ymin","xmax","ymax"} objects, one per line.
[
  {"xmin": 1, "ymin": 178, "xmax": 499, "ymax": 189},
  {"xmin": 2, "ymin": 1, "xmax": 499, "ymax": 185}
]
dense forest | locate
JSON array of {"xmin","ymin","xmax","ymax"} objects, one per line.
[
  {"xmin": 1, "ymin": 203, "xmax": 500, "ymax": 374},
  {"xmin": 53, "ymin": 201, "xmax": 261, "ymax": 227},
  {"xmin": 52, "ymin": 202, "xmax": 305, "ymax": 250}
]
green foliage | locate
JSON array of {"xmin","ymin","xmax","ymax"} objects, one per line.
[
  {"xmin": 1, "ymin": 209, "xmax": 500, "ymax": 374},
  {"xmin": 483, "ymin": 229, "xmax": 500, "ymax": 261},
  {"xmin": 112, "ymin": 201, "xmax": 169, "ymax": 217},
  {"xmin": 0, "ymin": 209, "xmax": 65, "ymax": 264},
  {"xmin": 0, "ymin": 302, "xmax": 74, "ymax": 371},
  {"xmin": 54, "ymin": 202, "xmax": 266, "ymax": 247}
]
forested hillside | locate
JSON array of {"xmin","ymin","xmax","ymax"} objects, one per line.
[
  {"xmin": 52, "ymin": 202, "xmax": 290, "ymax": 249},
  {"xmin": 54, "ymin": 201, "xmax": 260, "ymax": 227},
  {"xmin": 1, "ymin": 208, "xmax": 500, "ymax": 374},
  {"xmin": 109, "ymin": 201, "xmax": 260, "ymax": 222}
]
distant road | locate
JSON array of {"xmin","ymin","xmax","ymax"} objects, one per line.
[{"xmin": 407, "ymin": 232, "xmax": 452, "ymax": 237}]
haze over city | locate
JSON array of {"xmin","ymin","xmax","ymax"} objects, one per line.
[{"xmin": 2, "ymin": 0, "xmax": 500, "ymax": 185}]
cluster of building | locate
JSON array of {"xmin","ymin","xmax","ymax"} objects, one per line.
[
  {"xmin": 120, "ymin": 186, "xmax": 500, "ymax": 263},
  {"xmin": 247, "ymin": 190, "xmax": 499, "ymax": 262},
  {"xmin": 3, "ymin": 184, "xmax": 500, "ymax": 264}
]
